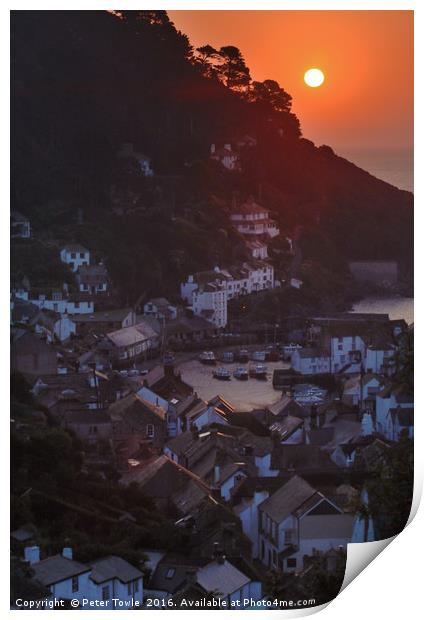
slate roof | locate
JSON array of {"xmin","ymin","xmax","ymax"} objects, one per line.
[
  {"xmin": 32, "ymin": 555, "xmax": 90, "ymax": 586},
  {"xmin": 107, "ymin": 322, "xmax": 157, "ymax": 348},
  {"xmin": 196, "ymin": 559, "xmax": 250, "ymax": 596},
  {"xmin": 259, "ymin": 476, "xmax": 319, "ymax": 523},
  {"xmin": 90, "ymin": 555, "xmax": 143, "ymax": 584}
]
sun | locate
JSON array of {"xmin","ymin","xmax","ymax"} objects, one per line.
[{"xmin": 304, "ymin": 68, "xmax": 325, "ymax": 88}]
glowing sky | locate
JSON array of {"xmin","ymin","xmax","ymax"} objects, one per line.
[{"xmin": 169, "ymin": 10, "xmax": 413, "ymax": 153}]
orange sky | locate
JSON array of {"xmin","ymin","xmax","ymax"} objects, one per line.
[{"xmin": 169, "ymin": 10, "xmax": 413, "ymax": 153}]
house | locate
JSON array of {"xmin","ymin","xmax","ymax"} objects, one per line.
[
  {"xmin": 307, "ymin": 316, "xmax": 401, "ymax": 375},
  {"xmin": 291, "ymin": 348, "xmax": 330, "ymax": 375},
  {"xmin": 118, "ymin": 142, "xmax": 154, "ymax": 177},
  {"xmin": 105, "ymin": 322, "xmax": 159, "ymax": 365},
  {"xmin": 258, "ymin": 475, "xmax": 354, "ymax": 573},
  {"xmin": 76, "ymin": 264, "xmax": 109, "ymax": 295},
  {"xmin": 11, "ymin": 211, "xmax": 31, "ymax": 238},
  {"xmin": 137, "ymin": 364, "xmax": 195, "ymax": 437},
  {"xmin": 375, "ymin": 384, "xmax": 414, "ymax": 439},
  {"xmin": 108, "ymin": 393, "xmax": 167, "ymax": 448},
  {"xmin": 32, "ymin": 310, "xmax": 76, "ymax": 343},
  {"xmin": 210, "ymin": 143, "xmax": 240, "ymax": 171},
  {"xmin": 164, "ymin": 425, "xmax": 274, "ymax": 500},
  {"xmin": 24, "ymin": 546, "xmax": 143, "ymax": 608},
  {"xmin": 29, "ymin": 372, "xmax": 108, "ymax": 417},
  {"xmin": 143, "ymin": 298, "xmax": 177, "ymax": 321},
  {"xmin": 63, "ymin": 409, "xmax": 112, "ymax": 443},
  {"xmin": 60, "ymin": 244, "xmax": 90, "ymax": 272},
  {"xmin": 120, "ymin": 454, "xmax": 212, "ymax": 517},
  {"xmin": 386, "ymin": 407, "xmax": 414, "ymax": 441},
  {"xmin": 146, "ymin": 552, "xmax": 262, "ymax": 608},
  {"xmin": 14, "ymin": 285, "xmax": 95, "ymax": 315},
  {"xmin": 342, "ymin": 373, "xmax": 384, "ymax": 408},
  {"xmin": 245, "ymin": 240, "xmax": 268, "ymax": 260},
  {"xmin": 11, "ymin": 329, "xmax": 58, "ymax": 376},
  {"xmin": 70, "ymin": 308, "xmax": 136, "ymax": 336},
  {"xmin": 230, "ymin": 197, "xmax": 280, "ymax": 238},
  {"xmin": 192, "ymin": 284, "xmax": 227, "ymax": 328},
  {"xmin": 11, "ymin": 299, "xmax": 42, "ymax": 325},
  {"xmin": 166, "ymin": 316, "xmax": 218, "ymax": 345}
]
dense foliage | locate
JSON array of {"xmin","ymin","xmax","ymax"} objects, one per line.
[{"xmin": 11, "ymin": 10, "xmax": 413, "ymax": 303}]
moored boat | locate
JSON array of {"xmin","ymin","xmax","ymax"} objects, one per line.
[
  {"xmin": 213, "ymin": 367, "xmax": 231, "ymax": 380},
  {"xmin": 237, "ymin": 349, "xmax": 249, "ymax": 363},
  {"xmin": 221, "ymin": 351, "xmax": 235, "ymax": 363},
  {"xmin": 249, "ymin": 364, "xmax": 268, "ymax": 379},
  {"xmin": 233, "ymin": 367, "xmax": 248, "ymax": 380},
  {"xmin": 199, "ymin": 351, "xmax": 216, "ymax": 365}
]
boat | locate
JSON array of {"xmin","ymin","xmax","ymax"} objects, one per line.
[
  {"xmin": 213, "ymin": 367, "xmax": 231, "ymax": 380},
  {"xmin": 221, "ymin": 351, "xmax": 235, "ymax": 363},
  {"xmin": 199, "ymin": 351, "xmax": 216, "ymax": 365},
  {"xmin": 249, "ymin": 364, "xmax": 268, "ymax": 380},
  {"xmin": 237, "ymin": 349, "xmax": 250, "ymax": 363},
  {"xmin": 233, "ymin": 367, "xmax": 248, "ymax": 381},
  {"xmin": 252, "ymin": 350, "xmax": 267, "ymax": 362}
]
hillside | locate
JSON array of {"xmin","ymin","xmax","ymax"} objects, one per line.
[{"xmin": 11, "ymin": 10, "xmax": 413, "ymax": 303}]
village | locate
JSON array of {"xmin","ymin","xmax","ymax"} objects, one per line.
[{"xmin": 10, "ymin": 148, "xmax": 414, "ymax": 608}]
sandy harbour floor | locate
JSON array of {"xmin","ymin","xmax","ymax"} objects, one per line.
[{"xmin": 177, "ymin": 359, "xmax": 290, "ymax": 411}]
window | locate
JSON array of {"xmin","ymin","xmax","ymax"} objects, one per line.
[
  {"xmin": 338, "ymin": 344, "xmax": 343, "ymax": 351},
  {"xmin": 71, "ymin": 252, "xmax": 76, "ymax": 259},
  {"xmin": 72, "ymin": 576, "xmax": 79, "ymax": 592},
  {"xmin": 102, "ymin": 586, "xmax": 110, "ymax": 600},
  {"xmin": 53, "ymin": 303, "xmax": 58, "ymax": 312},
  {"xmin": 287, "ymin": 558, "xmax": 297, "ymax": 569},
  {"xmin": 273, "ymin": 549, "xmax": 277, "ymax": 565},
  {"xmin": 80, "ymin": 252, "xmax": 85, "ymax": 258},
  {"xmin": 128, "ymin": 582, "xmax": 132, "ymax": 595},
  {"xmin": 146, "ymin": 424, "xmax": 155, "ymax": 438},
  {"xmin": 284, "ymin": 529, "xmax": 294, "ymax": 544},
  {"xmin": 340, "ymin": 355, "xmax": 346, "ymax": 364},
  {"xmin": 165, "ymin": 568, "xmax": 175, "ymax": 579}
]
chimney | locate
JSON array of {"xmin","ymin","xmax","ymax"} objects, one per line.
[
  {"xmin": 62, "ymin": 547, "xmax": 73, "ymax": 560},
  {"xmin": 210, "ymin": 144, "xmax": 216, "ymax": 155},
  {"xmin": 24, "ymin": 546, "xmax": 40, "ymax": 565}
]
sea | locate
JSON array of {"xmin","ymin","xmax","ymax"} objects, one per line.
[
  {"xmin": 339, "ymin": 148, "xmax": 413, "ymax": 193},
  {"xmin": 350, "ymin": 296, "xmax": 414, "ymax": 325}
]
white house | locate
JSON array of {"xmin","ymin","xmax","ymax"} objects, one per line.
[
  {"xmin": 342, "ymin": 373, "xmax": 384, "ymax": 407},
  {"xmin": 143, "ymin": 298, "xmax": 177, "ymax": 321},
  {"xmin": 33, "ymin": 310, "xmax": 76, "ymax": 343},
  {"xmin": 386, "ymin": 407, "xmax": 414, "ymax": 441},
  {"xmin": 210, "ymin": 143, "xmax": 240, "ymax": 171},
  {"xmin": 258, "ymin": 476, "xmax": 354, "ymax": 573},
  {"xmin": 291, "ymin": 348, "xmax": 330, "ymax": 375},
  {"xmin": 24, "ymin": 546, "xmax": 143, "ymax": 609},
  {"xmin": 230, "ymin": 198, "xmax": 280, "ymax": 238},
  {"xmin": 60, "ymin": 244, "xmax": 90, "ymax": 272},
  {"xmin": 76, "ymin": 264, "xmax": 109, "ymax": 295},
  {"xmin": 17, "ymin": 287, "xmax": 95, "ymax": 315},
  {"xmin": 192, "ymin": 284, "xmax": 227, "ymax": 328},
  {"xmin": 245, "ymin": 240, "xmax": 268, "ymax": 260},
  {"xmin": 234, "ymin": 489, "xmax": 270, "ymax": 558},
  {"xmin": 195, "ymin": 558, "xmax": 262, "ymax": 608},
  {"xmin": 329, "ymin": 333, "xmax": 366, "ymax": 373},
  {"xmin": 375, "ymin": 385, "xmax": 414, "ymax": 439},
  {"xmin": 364, "ymin": 343, "xmax": 396, "ymax": 375}
]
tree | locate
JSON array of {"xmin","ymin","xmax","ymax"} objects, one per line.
[
  {"xmin": 250, "ymin": 79, "xmax": 293, "ymax": 113},
  {"xmin": 216, "ymin": 46, "xmax": 251, "ymax": 94},
  {"xmin": 195, "ymin": 44, "xmax": 220, "ymax": 78}
]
